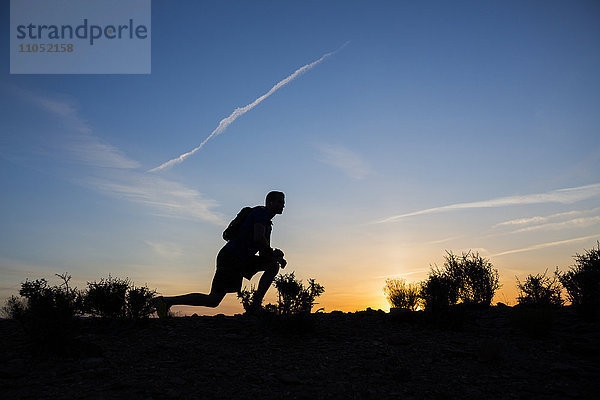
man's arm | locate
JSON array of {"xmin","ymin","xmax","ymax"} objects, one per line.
[
  {"xmin": 253, "ymin": 223, "xmax": 272, "ymax": 254},
  {"xmin": 253, "ymin": 223, "xmax": 286, "ymax": 268}
]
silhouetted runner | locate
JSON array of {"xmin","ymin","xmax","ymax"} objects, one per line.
[{"xmin": 154, "ymin": 191, "xmax": 287, "ymax": 317}]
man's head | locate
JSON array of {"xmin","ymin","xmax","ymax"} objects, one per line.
[{"xmin": 265, "ymin": 191, "xmax": 285, "ymax": 215}]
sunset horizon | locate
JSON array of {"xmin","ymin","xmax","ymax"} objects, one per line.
[{"xmin": 2, "ymin": 0, "xmax": 599, "ymax": 317}]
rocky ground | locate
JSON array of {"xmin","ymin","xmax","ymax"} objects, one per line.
[{"xmin": 1, "ymin": 306, "xmax": 599, "ymax": 399}]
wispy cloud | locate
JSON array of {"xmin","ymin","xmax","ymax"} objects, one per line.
[
  {"xmin": 377, "ymin": 183, "xmax": 600, "ymax": 223},
  {"xmin": 422, "ymin": 235, "xmax": 466, "ymax": 245},
  {"xmin": 24, "ymin": 91, "xmax": 224, "ymax": 225},
  {"xmin": 375, "ymin": 269, "xmax": 429, "ymax": 279},
  {"xmin": 16, "ymin": 89, "xmax": 92, "ymax": 134},
  {"xmin": 64, "ymin": 134, "xmax": 140, "ymax": 169},
  {"xmin": 512, "ymin": 216, "xmax": 600, "ymax": 233},
  {"xmin": 145, "ymin": 241, "xmax": 184, "ymax": 258},
  {"xmin": 492, "ymin": 234, "xmax": 599, "ymax": 257},
  {"xmin": 316, "ymin": 144, "xmax": 370, "ymax": 180},
  {"xmin": 85, "ymin": 172, "xmax": 225, "ymax": 224},
  {"xmin": 494, "ymin": 208, "xmax": 600, "ymax": 228},
  {"xmin": 149, "ymin": 42, "xmax": 349, "ymax": 172}
]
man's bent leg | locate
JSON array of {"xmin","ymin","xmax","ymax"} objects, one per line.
[
  {"xmin": 163, "ymin": 290, "xmax": 225, "ymax": 308},
  {"xmin": 253, "ymin": 260, "xmax": 280, "ymax": 305}
]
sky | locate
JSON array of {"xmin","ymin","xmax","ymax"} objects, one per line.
[{"xmin": 1, "ymin": 0, "xmax": 599, "ymax": 315}]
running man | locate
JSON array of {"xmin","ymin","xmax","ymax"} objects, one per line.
[{"xmin": 155, "ymin": 191, "xmax": 286, "ymax": 317}]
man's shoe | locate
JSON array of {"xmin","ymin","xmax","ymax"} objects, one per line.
[{"xmin": 153, "ymin": 296, "xmax": 170, "ymax": 318}]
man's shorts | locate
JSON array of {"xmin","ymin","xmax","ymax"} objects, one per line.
[{"xmin": 212, "ymin": 247, "xmax": 273, "ymax": 293}]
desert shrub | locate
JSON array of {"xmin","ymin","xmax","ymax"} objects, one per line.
[
  {"xmin": 445, "ymin": 251, "xmax": 500, "ymax": 306},
  {"xmin": 5, "ymin": 273, "xmax": 83, "ymax": 348},
  {"xmin": 420, "ymin": 266, "xmax": 457, "ymax": 312},
  {"xmin": 383, "ymin": 278, "xmax": 420, "ymax": 311},
  {"xmin": 126, "ymin": 284, "xmax": 157, "ymax": 319},
  {"xmin": 559, "ymin": 241, "xmax": 600, "ymax": 312},
  {"xmin": 419, "ymin": 251, "xmax": 501, "ymax": 311},
  {"xmin": 18, "ymin": 273, "xmax": 83, "ymax": 320},
  {"xmin": 84, "ymin": 275, "xmax": 130, "ymax": 318},
  {"xmin": 84, "ymin": 275, "xmax": 157, "ymax": 319},
  {"xmin": 1, "ymin": 295, "xmax": 27, "ymax": 320},
  {"xmin": 238, "ymin": 274, "xmax": 324, "ymax": 320},
  {"xmin": 237, "ymin": 285, "xmax": 257, "ymax": 313},
  {"xmin": 273, "ymin": 273, "xmax": 325, "ymax": 315},
  {"xmin": 516, "ymin": 268, "xmax": 563, "ymax": 307}
]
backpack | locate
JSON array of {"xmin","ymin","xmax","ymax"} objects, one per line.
[{"xmin": 223, "ymin": 206, "xmax": 258, "ymax": 241}]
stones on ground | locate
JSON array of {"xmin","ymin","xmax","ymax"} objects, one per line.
[
  {"xmin": 80, "ymin": 357, "xmax": 104, "ymax": 369},
  {"xmin": 278, "ymin": 372, "xmax": 302, "ymax": 384},
  {"xmin": 1, "ymin": 307, "xmax": 598, "ymax": 399}
]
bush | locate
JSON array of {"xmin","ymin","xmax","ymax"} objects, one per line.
[
  {"xmin": 84, "ymin": 275, "xmax": 157, "ymax": 319},
  {"xmin": 126, "ymin": 284, "xmax": 157, "ymax": 319},
  {"xmin": 1, "ymin": 295, "xmax": 26, "ymax": 320},
  {"xmin": 383, "ymin": 278, "xmax": 420, "ymax": 311},
  {"xmin": 559, "ymin": 241, "xmax": 600, "ymax": 312},
  {"xmin": 237, "ymin": 285, "xmax": 257, "ymax": 313},
  {"xmin": 516, "ymin": 268, "xmax": 563, "ymax": 307},
  {"xmin": 445, "ymin": 251, "xmax": 500, "ymax": 306},
  {"xmin": 3, "ymin": 271, "xmax": 157, "ymax": 349},
  {"xmin": 273, "ymin": 273, "xmax": 325, "ymax": 315},
  {"xmin": 420, "ymin": 266, "xmax": 457, "ymax": 312},
  {"xmin": 239, "ymin": 273, "xmax": 324, "ymax": 316},
  {"xmin": 18, "ymin": 273, "xmax": 83, "ymax": 321},
  {"xmin": 419, "ymin": 251, "xmax": 501, "ymax": 311},
  {"xmin": 3, "ymin": 273, "xmax": 83, "ymax": 348},
  {"xmin": 84, "ymin": 275, "xmax": 130, "ymax": 318}
]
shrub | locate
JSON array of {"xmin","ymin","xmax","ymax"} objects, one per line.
[
  {"xmin": 237, "ymin": 285, "xmax": 257, "ymax": 313},
  {"xmin": 445, "ymin": 251, "xmax": 500, "ymax": 306},
  {"xmin": 559, "ymin": 241, "xmax": 600, "ymax": 312},
  {"xmin": 83, "ymin": 275, "xmax": 157, "ymax": 319},
  {"xmin": 18, "ymin": 273, "xmax": 83, "ymax": 321},
  {"xmin": 239, "ymin": 273, "xmax": 325, "ymax": 316},
  {"xmin": 84, "ymin": 275, "xmax": 130, "ymax": 318},
  {"xmin": 420, "ymin": 266, "xmax": 457, "ymax": 312},
  {"xmin": 4, "ymin": 273, "xmax": 83, "ymax": 348},
  {"xmin": 1, "ymin": 296, "xmax": 26, "ymax": 320},
  {"xmin": 419, "ymin": 251, "xmax": 501, "ymax": 311},
  {"xmin": 383, "ymin": 278, "xmax": 420, "ymax": 311},
  {"xmin": 126, "ymin": 284, "xmax": 157, "ymax": 319},
  {"xmin": 516, "ymin": 268, "xmax": 563, "ymax": 307},
  {"xmin": 273, "ymin": 273, "xmax": 325, "ymax": 315}
]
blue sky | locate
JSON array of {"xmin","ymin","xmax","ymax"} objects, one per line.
[{"xmin": 1, "ymin": 0, "xmax": 599, "ymax": 314}]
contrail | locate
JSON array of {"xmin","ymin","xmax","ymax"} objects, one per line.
[
  {"xmin": 149, "ymin": 42, "xmax": 349, "ymax": 172},
  {"xmin": 491, "ymin": 234, "xmax": 599, "ymax": 257},
  {"xmin": 376, "ymin": 183, "xmax": 600, "ymax": 223}
]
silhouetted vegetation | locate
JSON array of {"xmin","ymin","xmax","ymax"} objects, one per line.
[
  {"xmin": 384, "ymin": 278, "xmax": 420, "ymax": 311},
  {"xmin": 419, "ymin": 266, "xmax": 458, "ymax": 312},
  {"xmin": 126, "ymin": 284, "xmax": 158, "ymax": 319},
  {"xmin": 1, "ymin": 295, "xmax": 26, "ymax": 320},
  {"xmin": 273, "ymin": 273, "xmax": 325, "ymax": 315},
  {"xmin": 84, "ymin": 275, "xmax": 130, "ymax": 318},
  {"xmin": 2, "ymin": 273, "xmax": 83, "ymax": 348},
  {"xmin": 237, "ymin": 284, "xmax": 257, "ymax": 313},
  {"xmin": 83, "ymin": 275, "xmax": 157, "ymax": 319},
  {"xmin": 418, "ymin": 251, "xmax": 500, "ymax": 312},
  {"xmin": 559, "ymin": 241, "xmax": 600, "ymax": 314},
  {"xmin": 445, "ymin": 251, "xmax": 500, "ymax": 306},
  {"xmin": 2, "ymin": 273, "xmax": 157, "ymax": 325},
  {"xmin": 516, "ymin": 268, "xmax": 563, "ymax": 307},
  {"xmin": 239, "ymin": 272, "xmax": 324, "ymax": 316}
]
